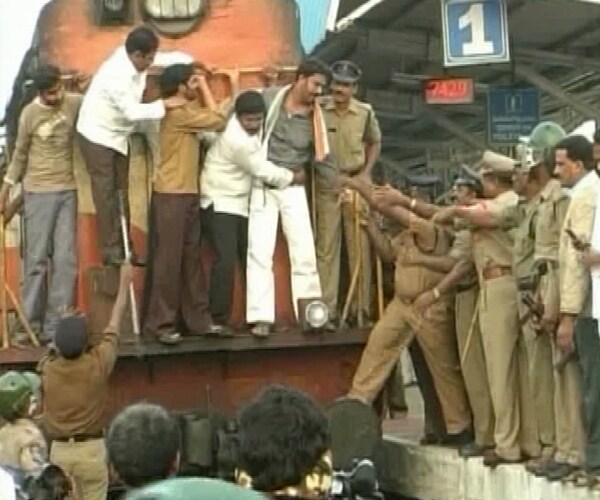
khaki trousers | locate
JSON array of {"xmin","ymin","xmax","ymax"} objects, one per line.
[
  {"xmin": 50, "ymin": 439, "xmax": 108, "ymax": 500},
  {"xmin": 315, "ymin": 184, "xmax": 371, "ymax": 320},
  {"xmin": 455, "ymin": 287, "xmax": 495, "ymax": 447},
  {"xmin": 539, "ymin": 267, "xmax": 585, "ymax": 466},
  {"xmin": 518, "ymin": 294, "xmax": 555, "ymax": 456},
  {"xmin": 479, "ymin": 275, "xmax": 540, "ymax": 460},
  {"xmin": 350, "ymin": 296, "xmax": 471, "ymax": 434}
]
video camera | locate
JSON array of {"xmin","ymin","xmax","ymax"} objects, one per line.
[
  {"xmin": 331, "ymin": 460, "xmax": 382, "ymax": 500},
  {"xmin": 3, "ymin": 464, "xmax": 71, "ymax": 500}
]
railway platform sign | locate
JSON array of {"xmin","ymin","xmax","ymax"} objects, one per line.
[
  {"xmin": 441, "ymin": 0, "xmax": 510, "ymax": 67},
  {"xmin": 487, "ymin": 87, "xmax": 540, "ymax": 144}
]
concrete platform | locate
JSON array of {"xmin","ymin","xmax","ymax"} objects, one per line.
[{"xmin": 379, "ymin": 388, "xmax": 600, "ymax": 500}]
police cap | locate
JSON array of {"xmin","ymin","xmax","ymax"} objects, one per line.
[
  {"xmin": 478, "ymin": 151, "xmax": 516, "ymax": 178},
  {"xmin": 331, "ymin": 60, "xmax": 362, "ymax": 84}
]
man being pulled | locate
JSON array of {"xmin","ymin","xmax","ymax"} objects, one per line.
[
  {"xmin": 236, "ymin": 386, "xmax": 333, "ymax": 499},
  {"xmin": 39, "ymin": 312, "xmax": 119, "ymax": 500},
  {"xmin": 434, "ymin": 152, "xmax": 540, "ymax": 467},
  {"xmin": 143, "ymin": 63, "xmax": 228, "ymax": 344},
  {"xmin": 341, "ymin": 176, "xmax": 472, "ymax": 445},
  {"xmin": 0, "ymin": 371, "xmax": 47, "ymax": 470}
]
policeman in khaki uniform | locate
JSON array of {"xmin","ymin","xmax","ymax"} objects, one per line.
[
  {"xmin": 0, "ymin": 371, "xmax": 47, "ymax": 470},
  {"xmin": 343, "ymin": 177, "xmax": 472, "ymax": 442},
  {"xmin": 316, "ymin": 61, "xmax": 382, "ymax": 327},
  {"xmin": 510, "ymin": 151, "xmax": 556, "ymax": 470},
  {"xmin": 436, "ymin": 152, "xmax": 540, "ymax": 466}
]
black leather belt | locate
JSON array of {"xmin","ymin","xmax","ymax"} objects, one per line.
[{"xmin": 53, "ymin": 432, "xmax": 104, "ymax": 443}]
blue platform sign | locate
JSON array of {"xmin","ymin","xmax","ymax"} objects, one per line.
[
  {"xmin": 441, "ymin": 0, "xmax": 510, "ymax": 67},
  {"xmin": 488, "ymin": 87, "xmax": 540, "ymax": 144}
]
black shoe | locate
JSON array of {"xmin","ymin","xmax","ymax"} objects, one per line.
[
  {"xmin": 322, "ymin": 321, "xmax": 337, "ymax": 333},
  {"xmin": 420, "ymin": 433, "xmax": 443, "ymax": 445},
  {"xmin": 443, "ymin": 428, "xmax": 474, "ymax": 448},
  {"xmin": 483, "ymin": 450, "xmax": 522, "ymax": 468},
  {"xmin": 547, "ymin": 462, "xmax": 576, "ymax": 482},
  {"xmin": 459, "ymin": 442, "xmax": 488, "ymax": 458}
]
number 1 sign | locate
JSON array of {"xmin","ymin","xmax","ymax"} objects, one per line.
[{"xmin": 441, "ymin": 0, "xmax": 510, "ymax": 67}]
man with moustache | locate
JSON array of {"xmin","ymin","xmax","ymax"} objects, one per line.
[
  {"xmin": 246, "ymin": 59, "xmax": 336, "ymax": 337},
  {"xmin": 315, "ymin": 61, "xmax": 381, "ymax": 329},
  {"xmin": 0, "ymin": 65, "xmax": 82, "ymax": 345},
  {"xmin": 201, "ymin": 91, "xmax": 304, "ymax": 329}
]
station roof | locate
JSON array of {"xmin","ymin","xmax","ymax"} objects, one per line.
[{"xmin": 313, "ymin": 0, "xmax": 600, "ymax": 182}]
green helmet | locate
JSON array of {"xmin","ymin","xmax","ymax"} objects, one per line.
[
  {"xmin": 518, "ymin": 121, "xmax": 567, "ymax": 170},
  {"xmin": 125, "ymin": 478, "xmax": 267, "ymax": 500},
  {"xmin": 0, "ymin": 371, "xmax": 40, "ymax": 420}
]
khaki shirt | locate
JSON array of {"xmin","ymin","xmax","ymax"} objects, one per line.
[
  {"xmin": 153, "ymin": 101, "xmax": 225, "ymax": 194},
  {"xmin": 389, "ymin": 216, "xmax": 453, "ymax": 326},
  {"xmin": 322, "ymin": 97, "xmax": 381, "ymax": 174},
  {"xmin": 535, "ymin": 179, "xmax": 570, "ymax": 263},
  {"xmin": 6, "ymin": 93, "xmax": 83, "ymax": 192},
  {"xmin": 471, "ymin": 190, "xmax": 519, "ymax": 274},
  {"xmin": 0, "ymin": 418, "xmax": 47, "ymax": 470},
  {"xmin": 39, "ymin": 330, "xmax": 118, "ymax": 439},
  {"xmin": 559, "ymin": 173, "xmax": 600, "ymax": 316},
  {"xmin": 511, "ymin": 197, "xmax": 540, "ymax": 280},
  {"xmin": 449, "ymin": 229, "xmax": 478, "ymax": 290}
]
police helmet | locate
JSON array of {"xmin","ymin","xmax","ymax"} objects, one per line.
[
  {"xmin": 0, "ymin": 371, "xmax": 40, "ymax": 421},
  {"xmin": 518, "ymin": 121, "xmax": 567, "ymax": 170},
  {"xmin": 331, "ymin": 60, "xmax": 362, "ymax": 84}
]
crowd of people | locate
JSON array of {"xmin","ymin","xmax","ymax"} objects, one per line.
[
  {"xmin": 2, "ymin": 19, "xmax": 600, "ymax": 499},
  {"xmin": 342, "ymin": 127, "xmax": 600, "ymax": 490},
  {"xmin": 0, "ymin": 24, "xmax": 381, "ymax": 346}
]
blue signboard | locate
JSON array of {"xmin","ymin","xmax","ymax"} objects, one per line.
[
  {"xmin": 487, "ymin": 87, "xmax": 540, "ymax": 144},
  {"xmin": 441, "ymin": 0, "xmax": 510, "ymax": 67}
]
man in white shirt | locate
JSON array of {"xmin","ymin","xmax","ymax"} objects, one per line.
[
  {"xmin": 201, "ymin": 91, "xmax": 303, "ymax": 328},
  {"xmin": 77, "ymin": 25, "xmax": 192, "ymax": 265}
]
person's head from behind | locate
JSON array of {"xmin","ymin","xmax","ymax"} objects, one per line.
[
  {"xmin": 554, "ymin": 135, "xmax": 594, "ymax": 188},
  {"xmin": 293, "ymin": 59, "xmax": 331, "ymax": 105},
  {"xmin": 159, "ymin": 64, "xmax": 198, "ymax": 101},
  {"xmin": 107, "ymin": 403, "xmax": 181, "ymax": 489},
  {"xmin": 235, "ymin": 91, "xmax": 266, "ymax": 136},
  {"xmin": 452, "ymin": 178, "xmax": 481, "ymax": 206},
  {"xmin": 54, "ymin": 313, "xmax": 88, "ymax": 360},
  {"xmin": 0, "ymin": 371, "xmax": 40, "ymax": 422},
  {"xmin": 126, "ymin": 26, "xmax": 160, "ymax": 72},
  {"xmin": 33, "ymin": 65, "xmax": 63, "ymax": 108},
  {"xmin": 237, "ymin": 386, "xmax": 332, "ymax": 498}
]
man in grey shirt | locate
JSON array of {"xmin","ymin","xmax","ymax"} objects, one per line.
[{"xmin": 246, "ymin": 59, "xmax": 335, "ymax": 337}]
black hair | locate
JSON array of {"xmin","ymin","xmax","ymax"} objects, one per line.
[
  {"xmin": 33, "ymin": 65, "xmax": 61, "ymax": 92},
  {"xmin": 125, "ymin": 26, "xmax": 159, "ymax": 55},
  {"xmin": 296, "ymin": 58, "xmax": 332, "ymax": 84},
  {"xmin": 235, "ymin": 91, "xmax": 266, "ymax": 116},
  {"xmin": 106, "ymin": 403, "xmax": 181, "ymax": 488},
  {"xmin": 159, "ymin": 63, "xmax": 194, "ymax": 98},
  {"xmin": 555, "ymin": 135, "xmax": 594, "ymax": 171},
  {"xmin": 238, "ymin": 386, "xmax": 331, "ymax": 493}
]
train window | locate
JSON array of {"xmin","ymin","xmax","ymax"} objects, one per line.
[
  {"xmin": 104, "ymin": 0, "xmax": 125, "ymax": 11},
  {"xmin": 144, "ymin": 0, "xmax": 205, "ymax": 19},
  {"xmin": 94, "ymin": 0, "xmax": 130, "ymax": 25}
]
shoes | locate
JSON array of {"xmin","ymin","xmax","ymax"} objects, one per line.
[
  {"xmin": 420, "ymin": 433, "xmax": 444, "ymax": 446},
  {"xmin": 546, "ymin": 462, "xmax": 577, "ymax": 482},
  {"xmin": 251, "ymin": 322, "xmax": 272, "ymax": 338},
  {"xmin": 205, "ymin": 324, "xmax": 234, "ymax": 337},
  {"xmin": 443, "ymin": 428, "xmax": 474, "ymax": 448},
  {"xmin": 525, "ymin": 457, "xmax": 553, "ymax": 476},
  {"xmin": 459, "ymin": 442, "xmax": 489, "ymax": 459},
  {"xmin": 157, "ymin": 331, "xmax": 182, "ymax": 345},
  {"xmin": 483, "ymin": 449, "xmax": 522, "ymax": 468},
  {"xmin": 322, "ymin": 321, "xmax": 337, "ymax": 333}
]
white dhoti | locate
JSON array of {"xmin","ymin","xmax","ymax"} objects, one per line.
[{"xmin": 246, "ymin": 183, "xmax": 322, "ymax": 324}]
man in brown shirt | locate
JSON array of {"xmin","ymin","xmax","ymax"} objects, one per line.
[
  {"xmin": 39, "ymin": 313, "xmax": 118, "ymax": 500},
  {"xmin": 0, "ymin": 65, "xmax": 82, "ymax": 345},
  {"xmin": 143, "ymin": 64, "xmax": 227, "ymax": 344}
]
